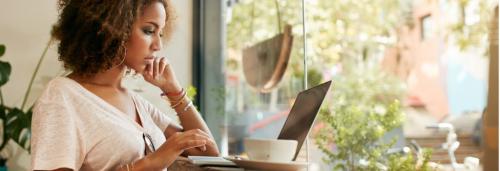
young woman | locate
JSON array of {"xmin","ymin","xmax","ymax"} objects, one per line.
[{"xmin": 31, "ymin": 0, "xmax": 219, "ymax": 170}]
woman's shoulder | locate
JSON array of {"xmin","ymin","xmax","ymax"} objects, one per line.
[
  {"xmin": 44, "ymin": 76, "xmax": 77, "ymax": 89},
  {"xmin": 37, "ymin": 76, "xmax": 81, "ymax": 102}
]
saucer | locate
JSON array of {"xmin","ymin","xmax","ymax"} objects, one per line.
[{"xmin": 223, "ymin": 156, "xmax": 308, "ymax": 171}]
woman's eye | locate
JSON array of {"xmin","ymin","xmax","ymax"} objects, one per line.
[{"xmin": 143, "ymin": 29, "xmax": 155, "ymax": 35}]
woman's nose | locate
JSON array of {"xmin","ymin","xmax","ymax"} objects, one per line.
[{"xmin": 151, "ymin": 36, "xmax": 162, "ymax": 51}]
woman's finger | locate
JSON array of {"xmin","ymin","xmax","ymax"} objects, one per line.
[
  {"xmin": 181, "ymin": 140, "xmax": 207, "ymax": 150},
  {"xmin": 194, "ymin": 129, "xmax": 211, "ymax": 139},
  {"xmin": 148, "ymin": 60, "xmax": 154, "ymax": 76},
  {"xmin": 153, "ymin": 57, "xmax": 160, "ymax": 78},
  {"xmin": 143, "ymin": 63, "xmax": 152, "ymax": 78},
  {"xmin": 182, "ymin": 129, "xmax": 210, "ymax": 141},
  {"xmin": 178, "ymin": 130, "xmax": 210, "ymax": 142},
  {"xmin": 185, "ymin": 131, "xmax": 214, "ymax": 152},
  {"xmin": 181, "ymin": 130, "xmax": 212, "ymax": 144},
  {"xmin": 159, "ymin": 57, "xmax": 167, "ymax": 76},
  {"xmin": 190, "ymin": 129, "xmax": 213, "ymax": 141},
  {"xmin": 198, "ymin": 146, "xmax": 207, "ymax": 152}
]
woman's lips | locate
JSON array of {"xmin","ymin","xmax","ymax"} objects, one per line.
[{"xmin": 144, "ymin": 56, "xmax": 155, "ymax": 62}]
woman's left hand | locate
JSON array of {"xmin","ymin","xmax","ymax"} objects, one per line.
[
  {"xmin": 142, "ymin": 57, "xmax": 182, "ymax": 93},
  {"xmin": 181, "ymin": 129, "xmax": 219, "ymax": 156}
]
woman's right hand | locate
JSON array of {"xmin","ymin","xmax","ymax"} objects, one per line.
[{"xmin": 145, "ymin": 129, "xmax": 214, "ymax": 169}]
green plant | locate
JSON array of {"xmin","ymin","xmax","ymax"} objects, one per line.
[
  {"xmin": 314, "ymin": 63, "xmax": 432, "ymax": 170},
  {"xmin": 292, "ymin": 68, "xmax": 323, "ymax": 88},
  {"xmin": 210, "ymin": 87, "xmax": 226, "ymax": 117},
  {"xmin": 186, "ymin": 85, "xmax": 197, "ymax": 100},
  {"xmin": 0, "ymin": 39, "xmax": 52, "ymax": 163},
  {"xmin": 446, "ymin": 0, "xmax": 496, "ymax": 52},
  {"xmin": 387, "ymin": 148, "xmax": 434, "ymax": 171},
  {"xmin": 227, "ymin": 0, "xmax": 411, "ymax": 75}
]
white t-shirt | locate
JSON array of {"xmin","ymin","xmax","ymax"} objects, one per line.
[{"xmin": 31, "ymin": 77, "xmax": 172, "ymax": 171}]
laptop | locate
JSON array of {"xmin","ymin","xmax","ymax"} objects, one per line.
[
  {"xmin": 189, "ymin": 80, "xmax": 332, "ymax": 165},
  {"xmin": 277, "ymin": 80, "xmax": 331, "ymax": 161}
]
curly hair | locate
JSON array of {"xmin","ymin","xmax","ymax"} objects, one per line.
[{"xmin": 52, "ymin": 0, "xmax": 176, "ymax": 77}]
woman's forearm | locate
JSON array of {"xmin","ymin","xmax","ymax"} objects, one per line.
[
  {"xmin": 168, "ymin": 96, "xmax": 220, "ymax": 156},
  {"xmin": 116, "ymin": 151, "xmax": 177, "ymax": 171},
  {"xmin": 116, "ymin": 157, "xmax": 154, "ymax": 171}
]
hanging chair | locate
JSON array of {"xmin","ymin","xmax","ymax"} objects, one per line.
[{"xmin": 242, "ymin": 1, "xmax": 293, "ymax": 93}]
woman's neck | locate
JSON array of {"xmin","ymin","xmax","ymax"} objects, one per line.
[{"xmin": 68, "ymin": 65, "xmax": 127, "ymax": 89}]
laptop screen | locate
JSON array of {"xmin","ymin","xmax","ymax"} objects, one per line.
[{"xmin": 277, "ymin": 80, "xmax": 331, "ymax": 161}]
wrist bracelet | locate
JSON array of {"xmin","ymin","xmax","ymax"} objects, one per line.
[
  {"xmin": 170, "ymin": 90, "xmax": 187, "ymax": 102},
  {"xmin": 171, "ymin": 98, "xmax": 185, "ymax": 108},
  {"xmin": 175, "ymin": 90, "xmax": 187, "ymax": 102},
  {"xmin": 178, "ymin": 101, "xmax": 193, "ymax": 115},
  {"xmin": 125, "ymin": 164, "xmax": 130, "ymax": 171},
  {"xmin": 122, "ymin": 160, "xmax": 135, "ymax": 171},
  {"xmin": 161, "ymin": 88, "xmax": 184, "ymax": 97},
  {"xmin": 170, "ymin": 93, "xmax": 187, "ymax": 108}
]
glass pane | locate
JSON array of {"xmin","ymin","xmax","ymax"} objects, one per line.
[
  {"xmin": 221, "ymin": 0, "xmax": 496, "ymax": 170},
  {"xmin": 224, "ymin": 0, "xmax": 305, "ymax": 155}
]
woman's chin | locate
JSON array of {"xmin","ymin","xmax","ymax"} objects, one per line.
[{"xmin": 125, "ymin": 66, "xmax": 145, "ymax": 75}]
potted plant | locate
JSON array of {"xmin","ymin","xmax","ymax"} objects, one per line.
[{"xmin": 0, "ymin": 40, "xmax": 52, "ymax": 170}]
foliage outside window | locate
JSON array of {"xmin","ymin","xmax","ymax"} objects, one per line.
[
  {"xmin": 223, "ymin": 0, "xmax": 500, "ymax": 169},
  {"xmin": 314, "ymin": 60, "xmax": 434, "ymax": 170},
  {"xmin": 225, "ymin": 0, "xmax": 495, "ymax": 169},
  {"xmin": 225, "ymin": 0, "xmax": 306, "ymax": 149},
  {"xmin": 446, "ymin": 0, "xmax": 497, "ymax": 51}
]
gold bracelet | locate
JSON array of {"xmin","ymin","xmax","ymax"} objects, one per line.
[
  {"xmin": 171, "ymin": 96, "xmax": 186, "ymax": 108},
  {"xmin": 161, "ymin": 88, "xmax": 184, "ymax": 97},
  {"xmin": 122, "ymin": 160, "xmax": 136, "ymax": 171},
  {"xmin": 169, "ymin": 89, "xmax": 187, "ymax": 102},
  {"xmin": 177, "ymin": 100, "xmax": 193, "ymax": 115}
]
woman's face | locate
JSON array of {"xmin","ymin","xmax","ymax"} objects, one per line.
[{"xmin": 124, "ymin": 2, "xmax": 166, "ymax": 73}]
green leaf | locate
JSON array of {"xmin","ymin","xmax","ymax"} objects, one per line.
[
  {"xmin": 0, "ymin": 61, "xmax": 11, "ymax": 87},
  {"xmin": 26, "ymin": 108, "xmax": 33, "ymax": 125},
  {"xmin": 3, "ymin": 108, "xmax": 31, "ymax": 148},
  {"xmin": 0, "ymin": 45, "xmax": 5, "ymax": 57},
  {"xmin": 0, "ymin": 106, "xmax": 6, "ymax": 121}
]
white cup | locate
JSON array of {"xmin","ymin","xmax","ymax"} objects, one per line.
[{"xmin": 244, "ymin": 138, "xmax": 298, "ymax": 162}]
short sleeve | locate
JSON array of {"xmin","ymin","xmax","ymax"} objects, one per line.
[
  {"xmin": 31, "ymin": 100, "xmax": 85, "ymax": 170},
  {"xmin": 135, "ymin": 95, "xmax": 172, "ymax": 132}
]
